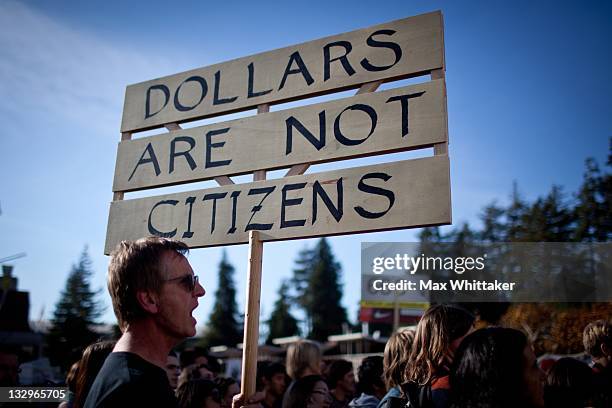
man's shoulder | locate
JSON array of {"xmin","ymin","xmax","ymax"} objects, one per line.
[{"xmin": 84, "ymin": 352, "xmax": 177, "ymax": 408}]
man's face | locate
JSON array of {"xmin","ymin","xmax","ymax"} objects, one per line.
[
  {"xmin": 155, "ymin": 252, "xmax": 206, "ymax": 340},
  {"xmin": 338, "ymin": 370, "xmax": 356, "ymax": 394},
  {"xmin": 266, "ymin": 372, "xmax": 286, "ymax": 397},
  {"xmin": 165, "ymin": 355, "xmax": 180, "ymax": 389}
]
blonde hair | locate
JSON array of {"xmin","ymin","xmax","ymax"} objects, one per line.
[
  {"xmin": 383, "ymin": 329, "xmax": 415, "ymax": 389},
  {"xmin": 406, "ymin": 304, "xmax": 474, "ymax": 386},
  {"xmin": 107, "ymin": 237, "xmax": 189, "ymax": 330},
  {"xmin": 583, "ymin": 320, "xmax": 612, "ymax": 358},
  {"xmin": 286, "ymin": 340, "xmax": 321, "ymax": 379}
]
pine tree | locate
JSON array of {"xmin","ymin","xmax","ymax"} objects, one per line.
[
  {"xmin": 506, "ymin": 182, "xmax": 528, "ymax": 241},
  {"xmin": 47, "ymin": 247, "xmax": 103, "ymax": 371},
  {"xmin": 266, "ymin": 280, "xmax": 299, "ymax": 344},
  {"xmin": 574, "ymin": 158, "xmax": 611, "ymax": 242},
  {"xmin": 479, "ymin": 201, "xmax": 506, "ymax": 242},
  {"xmin": 294, "ymin": 238, "xmax": 348, "ymax": 342},
  {"xmin": 202, "ymin": 250, "xmax": 242, "ymax": 347},
  {"xmin": 291, "ymin": 246, "xmax": 314, "ymax": 334},
  {"xmin": 522, "ymin": 186, "xmax": 573, "ymax": 241}
]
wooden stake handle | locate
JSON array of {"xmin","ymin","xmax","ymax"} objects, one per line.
[{"xmin": 240, "ymin": 231, "xmax": 264, "ymax": 397}]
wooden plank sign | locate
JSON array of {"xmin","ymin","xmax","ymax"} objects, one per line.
[
  {"xmin": 114, "ymin": 79, "xmax": 447, "ymax": 192},
  {"xmin": 120, "ymin": 11, "xmax": 444, "ymax": 132},
  {"xmin": 107, "ymin": 11, "xmax": 450, "ymax": 398},
  {"xmin": 105, "ymin": 156, "xmax": 450, "ymax": 254}
]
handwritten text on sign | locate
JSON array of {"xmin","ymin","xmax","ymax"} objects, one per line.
[
  {"xmin": 105, "ymin": 156, "xmax": 450, "ymax": 254},
  {"xmin": 114, "ymin": 80, "xmax": 446, "ymax": 192},
  {"xmin": 120, "ymin": 12, "xmax": 443, "ymax": 132}
]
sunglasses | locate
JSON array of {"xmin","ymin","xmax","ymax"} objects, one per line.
[{"xmin": 164, "ymin": 274, "xmax": 199, "ymax": 292}]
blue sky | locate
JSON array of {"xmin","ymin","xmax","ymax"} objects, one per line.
[{"xmin": 0, "ymin": 0, "xmax": 610, "ymax": 335}]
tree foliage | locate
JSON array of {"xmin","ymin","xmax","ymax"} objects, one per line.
[
  {"xmin": 418, "ymin": 146, "xmax": 612, "ymax": 353},
  {"xmin": 47, "ymin": 247, "xmax": 103, "ymax": 370},
  {"xmin": 266, "ymin": 280, "xmax": 299, "ymax": 344},
  {"xmin": 291, "ymin": 238, "xmax": 348, "ymax": 342},
  {"xmin": 202, "ymin": 251, "xmax": 242, "ymax": 347}
]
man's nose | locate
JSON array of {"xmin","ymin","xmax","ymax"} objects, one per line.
[{"xmin": 195, "ymin": 282, "xmax": 206, "ymax": 297}]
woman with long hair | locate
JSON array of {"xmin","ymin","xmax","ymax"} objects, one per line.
[
  {"xmin": 72, "ymin": 340, "xmax": 116, "ymax": 408},
  {"xmin": 176, "ymin": 379, "xmax": 222, "ymax": 408},
  {"xmin": 378, "ymin": 329, "xmax": 415, "ymax": 408},
  {"xmin": 449, "ymin": 327, "xmax": 544, "ymax": 408},
  {"xmin": 283, "ymin": 340, "xmax": 331, "ymax": 408},
  {"xmin": 405, "ymin": 304, "xmax": 474, "ymax": 408}
]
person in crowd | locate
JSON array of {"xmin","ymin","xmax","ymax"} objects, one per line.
[
  {"xmin": 176, "ymin": 379, "xmax": 223, "ymax": 408},
  {"xmin": 59, "ymin": 361, "xmax": 80, "ymax": 408},
  {"xmin": 72, "ymin": 340, "xmax": 116, "ymax": 408},
  {"xmin": 543, "ymin": 357, "xmax": 593, "ymax": 408},
  {"xmin": 181, "ymin": 348, "xmax": 214, "ymax": 381},
  {"xmin": 83, "ymin": 238, "xmax": 206, "ymax": 407},
  {"xmin": 404, "ymin": 304, "xmax": 475, "ymax": 408},
  {"xmin": 449, "ymin": 327, "xmax": 544, "ymax": 408},
  {"xmin": 282, "ymin": 374, "xmax": 332, "ymax": 408},
  {"xmin": 326, "ymin": 359, "xmax": 355, "ymax": 408},
  {"xmin": 178, "ymin": 362, "xmax": 216, "ymax": 390},
  {"xmin": 583, "ymin": 319, "xmax": 612, "ymax": 407},
  {"xmin": 0, "ymin": 346, "xmax": 19, "ymax": 387},
  {"xmin": 258, "ymin": 361, "xmax": 287, "ymax": 408},
  {"xmin": 215, "ymin": 377, "xmax": 240, "ymax": 408},
  {"xmin": 378, "ymin": 329, "xmax": 415, "ymax": 408},
  {"xmin": 166, "ymin": 350, "xmax": 181, "ymax": 391},
  {"xmin": 283, "ymin": 340, "xmax": 331, "ymax": 408},
  {"xmin": 348, "ymin": 356, "xmax": 385, "ymax": 408}
]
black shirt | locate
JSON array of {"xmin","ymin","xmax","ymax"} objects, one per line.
[{"xmin": 84, "ymin": 352, "xmax": 178, "ymax": 408}]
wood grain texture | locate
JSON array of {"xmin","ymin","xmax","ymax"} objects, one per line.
[
  {"xmin": 113, "ymin": 80, "xmax": 447, "ymax": 192},
  {"xmin": 120, "ymin": 11, "xmax": 444, "ymax": 132},
  {"xmin": 105, "ymin": 156, "xmax": 451, "ymax": 254},
  {"xmin": 240, "ymin": 231, "xmax": 263, "ymax": 396}
]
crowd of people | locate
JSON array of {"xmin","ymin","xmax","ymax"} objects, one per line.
[
  {"xmin": 2, "ymin": 237, "xmax": 611, "ymax": 408},
  {"xmin": 54, "ymin": 309, "xmax": 612, "ymax": 408}
]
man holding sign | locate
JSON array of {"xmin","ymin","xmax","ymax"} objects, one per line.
[{"xmin": 85, "ymin": 238, "xmax": 204, "ymax": 407}]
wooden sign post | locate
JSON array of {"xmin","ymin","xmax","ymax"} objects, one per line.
[{"xmin": 106, "ymin": 11, "xmax": 450, "ymax": 401}]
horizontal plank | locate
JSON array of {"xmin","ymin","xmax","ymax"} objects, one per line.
[
  {"xmin": 105, "ymin": 156, "xmax": 451, "ymax": 254},
  {"xmin": 121, "ymin": 11, "xmax": 444, "ymax": 132},
  {"xmin": 114, "ymin": 80, "xmax": 447, "ymax": 192}
]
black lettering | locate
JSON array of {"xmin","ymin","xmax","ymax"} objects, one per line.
[
  {"xmin": 128, "ymin": 143, "xmax": 161, "ymax": 181},
  {"xmin": 245, "ymin": 186, "xmax": 276, "ymax": 231},
  {"xmin": 145, "ymin": 85, "xmax": 170, "ymax": 119},
  {"xmin": 323, "ymin": 41, "xmax": 355, "ymax": 81},
  {"xmin": 227, "ymin": 191, "xmax": 241, "ymax": 234},
  {"xmin": 286, "ymin": 111, "xmax": 326, "ymax": 154},
  {"xmin": 360, "ymin": 29, "xmax": 402, "ymax": 72},
  {"xmin": 334, "ymin": 104, "xmax": 377, "ymax": 146},
  {"xmin": 354, "ymin": 172, "xmax": 395, "ymax": 219},
  {"xmin": 148, "ymin": 200, "xmax": 178, "ymax": 237},
  {"xmin": 182, "ymin": 196, "xmax": 196, "ymax": 239},
  {"xmin": 169, "ymin": 136, "xmax": 197, "ymax": 174},
  {"xmin": 312, "ymin": 178, "xmax": 343, "ymax": 224},
  {"xmin": 281, "ymin": 183, "xmax": 307, "ymax": 228},
  {"xmin": 203, "ymin": 193, "xmax": 228, "ymax": 233},
  {"xmin": 205, "ymin": 128, "xmax": 232, "ymax": 168},
  {"xmin": 174, "ymin": 76, "xmax": 208, "ymax": 112},
  {"xmin": 279, "ymin": 51, "xmax": 314, "ymax": 90},
  {"xmin": 213, "ymin": 70, "xmax": 239, "ymax": 105},
  {"xmin": 386, "ymin": 91, "xmax": 425, "ymax": 137},
  {"xmin": 247, "ymin": 62, "xmax": 273, "ymax": 98}
]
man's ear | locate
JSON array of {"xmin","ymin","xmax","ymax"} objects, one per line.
[
  {"xmin": 601, "ymin": 343, "xmax": 612, "ymax": 359},
  {"xmin": 136, "ymin": 290, "xmax": 159, "ymax": 314}
]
